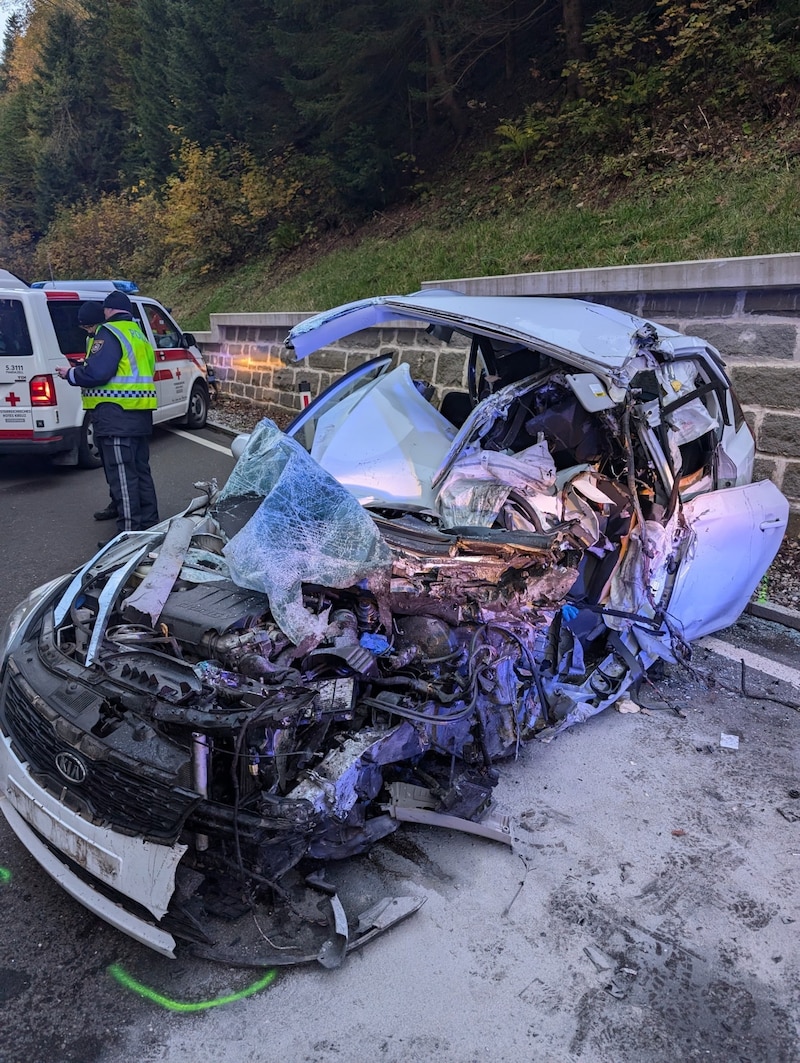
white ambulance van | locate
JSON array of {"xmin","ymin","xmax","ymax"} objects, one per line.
[{"xmin": 0, "ymin": 272, "xmax": 211, "ymax": 468}]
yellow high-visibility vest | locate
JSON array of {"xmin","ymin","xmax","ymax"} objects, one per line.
[{"xmin": 81, "ymin": 319, "xmax": 157, "ymax": 411}]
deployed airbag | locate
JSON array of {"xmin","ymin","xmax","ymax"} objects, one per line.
[{"xmin": 311, "ymin": 363, "xmax": 456, "ymax": 512}]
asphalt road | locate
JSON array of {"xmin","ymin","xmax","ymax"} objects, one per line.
[
  {"xmin": 0, "ymin": 429, "xmax": 797, "ymax": 1063},
  {"xmin": 0, "ymin": 425, "xmax": 237, "ymax": 609}
]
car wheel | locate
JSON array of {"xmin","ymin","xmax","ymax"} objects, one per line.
[
  {"xmin": 77, "ymin": 415, "xmax": 103, "ymax": 469},
  {"xmin": 183, "ymin": 382, "xmax": 209, "ymax": 429}
]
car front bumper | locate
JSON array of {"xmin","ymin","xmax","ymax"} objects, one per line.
[{"xmin": 0, "ymin": 729, "xmax": 184, "ymax": 957}]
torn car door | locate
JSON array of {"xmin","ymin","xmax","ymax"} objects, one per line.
[{"xmin": 662, "ymin": 478, "xmax": 788, "ymax": 642}]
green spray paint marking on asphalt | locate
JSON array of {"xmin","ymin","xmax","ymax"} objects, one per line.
[
  {"xmin": 0, "ymin": 867, "xmax": 11, "ymax": 884},
  {"xmin": 108, "ymin": 963, "xmax": 277, "ymax": 1012}
]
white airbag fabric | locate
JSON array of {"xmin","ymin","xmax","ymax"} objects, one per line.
[{"xmin": 311, "ymin": 363, "xmax": 456, "ymax": 512}]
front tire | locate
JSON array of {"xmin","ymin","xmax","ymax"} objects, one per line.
[
  {"xmin": 77, "ymin": 415, "xmax": 103, "ymax": 469},
  {"xmin": 183, "ymin": 382, "xmax": 209, "ymax": 429}
]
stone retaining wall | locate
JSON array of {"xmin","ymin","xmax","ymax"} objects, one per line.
[{"xmin": 196, "ymin": 252, "xmax": 800, "ymax": 509}]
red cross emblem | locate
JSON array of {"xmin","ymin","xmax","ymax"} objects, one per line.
[
  {"xmin": 4, "ymin": 392, "xmax": 21, "ymax": 407},
  {"xmin": 176, "ymin": 369, "xmax": 181, "ymax": 379}
]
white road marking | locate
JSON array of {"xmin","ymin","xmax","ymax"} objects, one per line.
[
  {"xmin": 698, "ymin": 635, "xmax": 800, "ymax": 689},
  {"xmin": 164, "ymin": 427, "xmax": 234, "ymax": 456}
]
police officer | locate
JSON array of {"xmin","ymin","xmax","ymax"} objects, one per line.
[{"xmin": 56, "ymin": 290, "xmax": 159, "ymax": 539}]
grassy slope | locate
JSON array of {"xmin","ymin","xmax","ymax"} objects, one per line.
[{"xmin": 152, "ymin": 158, "xmax": 800, "ymax": 332}]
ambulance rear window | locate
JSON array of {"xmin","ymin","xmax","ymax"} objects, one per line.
[
  {"xmin": 0, "ymin": 299, "xmax": 34, "ymax": 358},
  {"xmin": 47, "ymin": 298, "xmax": 147, "ymax": 357},
  {"xmin": 47, "ymin": 300, "xmax": 91, "ymax": 358}
]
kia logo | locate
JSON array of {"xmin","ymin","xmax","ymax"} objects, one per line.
[{"xmin": 55, "ymin": 752, "xmax": 88, "ymax": 784}]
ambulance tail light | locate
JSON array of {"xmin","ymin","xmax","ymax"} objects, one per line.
[{"xmin": 30, "ymin": 375, "xmax": 57, "ymax": 406}]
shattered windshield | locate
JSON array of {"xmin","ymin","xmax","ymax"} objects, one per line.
[{"xmin": 217, "ymin": 419, "xmax": 392, "ymax": 645}]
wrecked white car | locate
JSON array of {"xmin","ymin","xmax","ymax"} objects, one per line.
[{"xmin": 0, "ymin": 291, "xmax": 789, "ymax": 967}]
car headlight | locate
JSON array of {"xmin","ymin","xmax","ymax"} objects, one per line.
[{"xmin": 0, "ymin": 575, "xmax": 68, "ymax": 665}]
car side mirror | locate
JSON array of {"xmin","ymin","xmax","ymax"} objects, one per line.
[{"xmin": 180, "ymin": 332, "xmax": 196, "ymax": 348}]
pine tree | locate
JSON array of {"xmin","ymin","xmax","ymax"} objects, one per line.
[{"xmin": 29, "ymin": 6, "xmax": 127, "ymax": 226}]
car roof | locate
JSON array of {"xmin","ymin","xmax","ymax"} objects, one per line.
[
  {"xmin": 286, "ymin": 290, "xmax": 716, "ymax": 379},
  {"xmin": 0, "ymin": 268, "xmax": 30, "ymax": 290},
  {"xmin": 39, "ymin": 287, "xmax": 164, "ymax": 307},
  {"xmin": 31, "ymin": 279, "xmax": 139, "ymax": 293}
]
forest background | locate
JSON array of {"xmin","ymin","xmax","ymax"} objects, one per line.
[{"xmin": 0, "ymin": 0, "xmax": 798, "ymax": 330}]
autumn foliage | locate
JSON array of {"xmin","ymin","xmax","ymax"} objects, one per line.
[{"xmin": 0, "ymin": 0, "xmax": 797, "ymax": 283}]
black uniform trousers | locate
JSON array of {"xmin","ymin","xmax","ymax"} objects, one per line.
[{"xmin": 98, "ymin": 435, "xmax": 160, "ymax": 533}]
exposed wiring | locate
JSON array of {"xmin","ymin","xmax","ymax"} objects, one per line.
[
  {"xmin": 361, "ymin": 688, "xmax": 480, "ymax": 724},
  {"xmin": 486, "ymin": 622, "xmax": 551, "ymax": 729}
]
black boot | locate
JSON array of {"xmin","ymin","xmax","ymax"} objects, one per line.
[{"xmin": 93, "ymin": 504, "xmax": 117, "ymax": 521}]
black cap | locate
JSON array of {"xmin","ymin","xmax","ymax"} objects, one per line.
[
  {"xmin": 103, "ymin": 290, "xmax": 133, "ymax": 313},
  {"xmin": 78, "ymin": 301, "xmax": 105, "ymax": 326}
]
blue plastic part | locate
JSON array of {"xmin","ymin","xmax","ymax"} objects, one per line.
[{"xmin": 360, "ymin": 632, "xmax": 391, "ymax": 655}]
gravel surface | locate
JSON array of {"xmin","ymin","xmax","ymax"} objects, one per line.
[
  {"xmin": 207, "ymin": 392, "xmax": 293, "ymax": 435},
  {"xmin": 207, "ymin": 393, "xmax": 800, "ymax": 613},
  {"xmin": 761, "ymin": 530, "xmax": 800, "ymax": 612}
]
